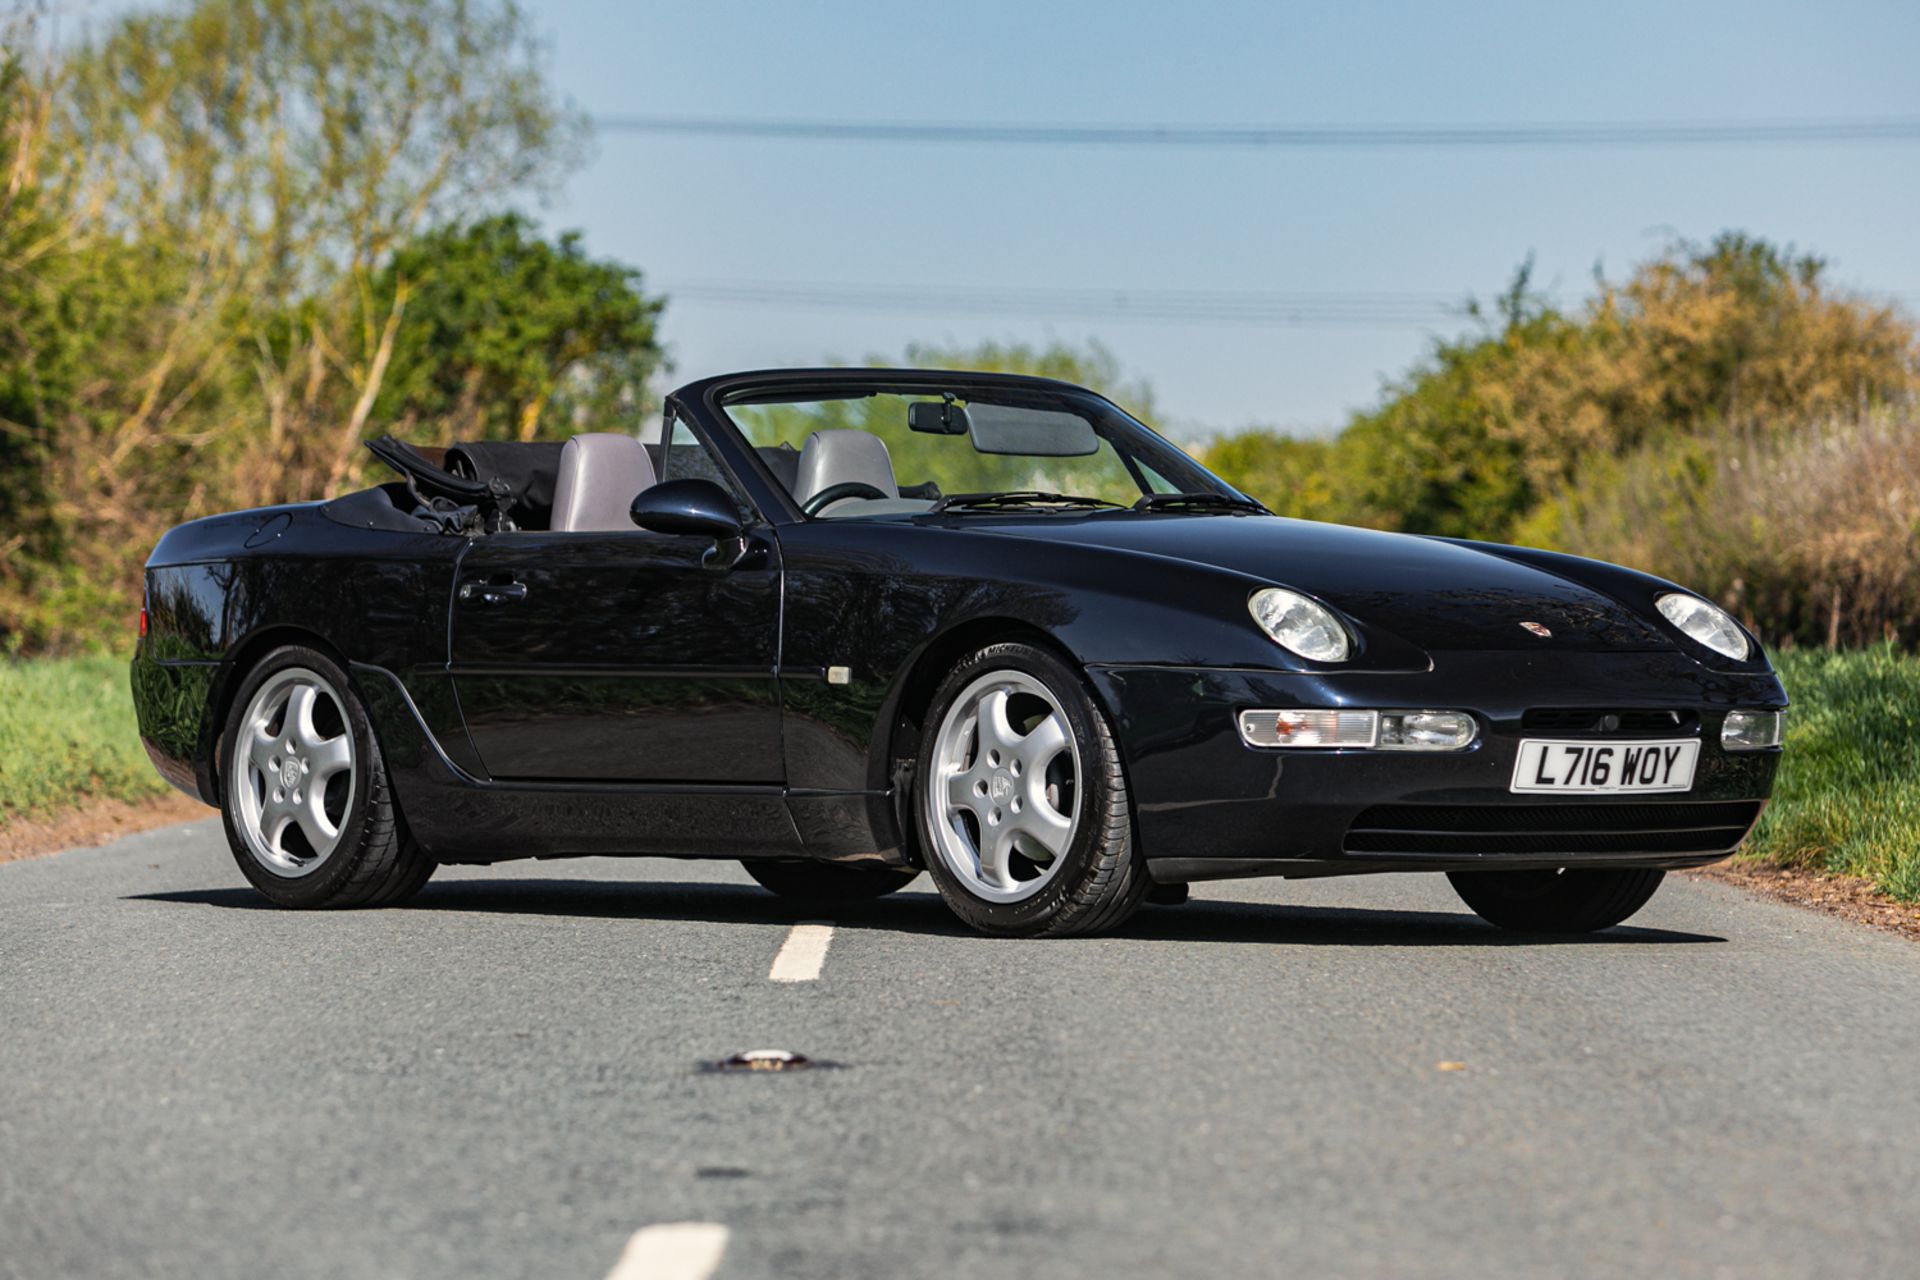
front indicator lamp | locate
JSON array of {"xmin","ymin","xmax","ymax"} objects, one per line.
[
  {"xmin": 1238, "ymin": 709, "xmax": 1478, "ymax": 751},
  {"xmin": 1238, "ymin": 709, "xmax": 1377, "ymax": 749},
  {"xmin": 1721, "ymin": 709, "xmax": 1784, "ymax": 750}
]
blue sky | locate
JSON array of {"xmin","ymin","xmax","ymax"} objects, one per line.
[{"xmin": 528, "ymin": 1, "xmax": 1918, "ymax": 437}]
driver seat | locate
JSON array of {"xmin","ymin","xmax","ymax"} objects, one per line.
[
  {"xmin": 550, "ymin": 433, "xmax": 657, "ymax": 532},
  {"xmin": 794, "ymin": 429, "xmax": 900, "ymax": 511}
]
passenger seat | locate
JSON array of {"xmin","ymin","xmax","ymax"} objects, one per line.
[
  {"xmin": 550, "ymin": 433, "xmax": 657, "ymax": 532},
  {"xmin": 793, "ymin": 430, "xmax": 900, "ymax": 511}
]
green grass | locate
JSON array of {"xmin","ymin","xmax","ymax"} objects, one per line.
[
  {"xmin": 0, "ymin": 654, "xmax": 169, "ymax": 823},
  {"xmin": 3, "ymin": 647, "xmax": 1918, "ymax": 897},
  {"xmin": 1746, "ymin": 644, "xmax": 1920, "ymax": 900}
]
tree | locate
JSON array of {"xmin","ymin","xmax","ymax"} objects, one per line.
[
  {"xmin": 898, "ymin": 338, "xmax": 1159, "ymax": 424},
  {"xmin": 46, "ymin": 0, "xmax": 587, "ymax": 502},
  {"xmin": 371, "ymin": 214, "xmax": 667, "ymax": 445},
  {"xmin": 0, "ymin": 0, "xmax": 587, "ymax": 651},
  {"xmin": 1200, "ymin": 233, "xmax": 1920, "ymax": 645},
  {"xmin": 1206, "ymin": 235, "xmax": 1917, "ymax": 546}
]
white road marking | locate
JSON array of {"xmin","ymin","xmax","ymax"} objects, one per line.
[
  {"xmin": 604, "ymin": 1222, "xmax": 730, "ymax": 1280},
  {"xmin": 768, "ymin": 921, "xmax": 834, "ymax": 982}
]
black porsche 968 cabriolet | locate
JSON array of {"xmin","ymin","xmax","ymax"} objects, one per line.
[{"xmin": 132, "ymin": 368, "xmax": 1786, "ymax": 936}]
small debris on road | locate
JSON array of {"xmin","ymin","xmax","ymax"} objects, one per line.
[{"xmin": 706, "ymin": 1049, "xmax": 838, "ymax": 1074}]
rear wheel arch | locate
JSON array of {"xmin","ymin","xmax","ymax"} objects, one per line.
[
  {"xmin": 207, "ymin": 626, "xmax": 351, "ymax": 792},
  {"xmin": 216, "ymin": 640, "xmax": 435, "ymax": 908}
]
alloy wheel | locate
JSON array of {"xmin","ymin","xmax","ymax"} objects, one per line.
[
  {"xmin": 227, "ymin": 666, "xmax": 356, "ymax": 877},
  {"xmin": 926, "ymin": 669, "xmax": 1082, "ymax": 903}
]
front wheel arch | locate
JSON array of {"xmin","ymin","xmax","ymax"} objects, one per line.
[
  {"xmin": 911, "ymin": 639, "xmax": 1148, "ymax": 936},
  {"xmin": 884, "ymin": 619, "xmax": 1091, "ymax": 868}
]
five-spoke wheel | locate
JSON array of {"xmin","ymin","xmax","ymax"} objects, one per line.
[
  {"xmin": 218, "ymin": 645, "xmax": 435, "ymax": 908},
  {"xmin": 928, "ymin": 669, "xmax": 1080, "ymax": 903},
  {"xmin": 229, "ymin": 667, "xmax": 356, "ymax": 877},
  {"xmin": 916, "ymin": 642, "xmax": 1148, "ymax": 936}
]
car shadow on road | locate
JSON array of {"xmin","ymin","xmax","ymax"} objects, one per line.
[{"xmin": 130, "ymin": 879, "xmax": 1723, "ymax": 947}]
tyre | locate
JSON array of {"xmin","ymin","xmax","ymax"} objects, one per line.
[
  {"xmin": 742, "ymin": 859, "xmax": 919, "ymax": 900},
  {"xmin": 218, "ymin": 644, "xmax": 435, "ymax": 908},
  {"xmin": 1447, "ymin": 867, "xmax": 1666, "ymax": 933},
  {"xmin": 914, "ymin": 641, "xmax": 1147, "ymax": 937}
]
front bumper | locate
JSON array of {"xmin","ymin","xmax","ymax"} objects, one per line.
[{"xmin": 1086, "ymin": 651, "xmax": 1785, "ymax": 882}]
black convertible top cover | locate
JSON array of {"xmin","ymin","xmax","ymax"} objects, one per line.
[
  {"xmin": 445, "ymin": 441, "xmax": 565, "ymax": 524},
  {"xmin": 366, "ymin": 435, "xmax": 570, "ymax": 530}
]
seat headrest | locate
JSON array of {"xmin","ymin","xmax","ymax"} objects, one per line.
[
  {"xmin": 550, "ymin": 433, "xmax": 657, "ymax": 533},
  {"xmin": 794, "ymin": 429, "xmax": 900, "ymax": 505}
]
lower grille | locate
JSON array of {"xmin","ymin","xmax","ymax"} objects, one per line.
[
  {"xmin": 1521, "ymin": 708, "xmax": 1700, "ymax": 735},
  {"xmin": 1343, "ymin": 801, "xmax": 1763, "ymax": 856}
]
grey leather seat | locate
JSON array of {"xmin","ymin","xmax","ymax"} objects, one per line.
[
  {"xmin": 550, "ymin": 433, "xmax": 657, "ymax": 532},
  {"xmin": 794, "ymin": 430, "xmax": 899, "ymax": 511}
]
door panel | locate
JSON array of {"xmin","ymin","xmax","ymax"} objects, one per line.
[{"xmin": 449, "ymin": 531, "xmax": 782, "ymax": 782}]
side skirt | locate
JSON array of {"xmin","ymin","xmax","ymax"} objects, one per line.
[{"xmin": 353, "ymin": 662, "xmax": 909, "ymax": 865}]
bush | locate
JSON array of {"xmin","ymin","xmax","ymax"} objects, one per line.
[{"xmin": 1202, "ymin": 234, "xmax": 1920, "ymax": 646}]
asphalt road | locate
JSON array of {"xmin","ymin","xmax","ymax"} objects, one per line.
[{"xmin": 4, "ymin": 822, "xmax": 1919, "ymax": 1280}]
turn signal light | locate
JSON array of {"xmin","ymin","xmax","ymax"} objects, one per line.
[
  {"xmin": 1238, "ymin": 708, "xmax": 1480, "ymax": 752},
  {"xmin": 1237, "ymin": 709, "xmax": 1378, "ymax": 748}
]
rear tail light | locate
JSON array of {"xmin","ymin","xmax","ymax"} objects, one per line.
[{"xmin": 138, "ymin": 607, "xmax": 149, "ymax": 639}]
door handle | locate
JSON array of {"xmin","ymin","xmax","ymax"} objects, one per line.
[{"xmin": 460, "ymin": 579, "xmax": 529, "ymax": 605}]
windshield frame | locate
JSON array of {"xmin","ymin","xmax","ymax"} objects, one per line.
[{"xmin": 673, "ymin": 367, "xmax": 1249, "ymax": 525}]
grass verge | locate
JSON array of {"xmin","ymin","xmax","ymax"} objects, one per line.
[
  {"xmin": 1, "ymin": 653, "xmax": 169, "ymax": 824},
  {"xmin": 1745, "ymin": 644, "xmax": 1920, "ymax": 900}
]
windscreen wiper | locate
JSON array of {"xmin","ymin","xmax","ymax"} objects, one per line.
[
  {"xmin": 928, "ymin": 491, "xmax": 1126, "ymax": 513},
  {"xmin": 1132, "ymin": 491, "xmax": 1270, "ymax": 514}
]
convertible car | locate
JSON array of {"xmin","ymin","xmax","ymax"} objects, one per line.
[{"xmin": 132, "ymin": 368, "xmax": 1786, "ymax": 936}]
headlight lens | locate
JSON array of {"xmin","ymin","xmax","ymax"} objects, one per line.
[
  {"xmin": 1655, "ymin": 592, "xmax": 1750, "ymax": 661},
  {"xmin": 1249, "ymin": 587, "xmax": 1351, "ymax": 663}
]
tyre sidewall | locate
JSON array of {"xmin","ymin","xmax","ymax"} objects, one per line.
[
  {"xmin": 218, "ymin": 644, "xmax": 380, "ymax": 907},
  {"xmin": 914, "ymin": 642, "xmax": 1126, "ymax": 935},
  {"xmin": 1448, "ymin": 867, "xmax": 1665, "ymax": 932}
]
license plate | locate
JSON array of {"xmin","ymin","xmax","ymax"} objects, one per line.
[{"xmin": 1510, "ymin": 739, "xmax": 1699, "ymax": 795}]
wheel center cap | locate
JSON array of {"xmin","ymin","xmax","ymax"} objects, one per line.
[
  {"xmin": 989, "ymin": 773, "xmax": 1013, "ymax": 803},
  {"xmin": 280, "ymin": 759, "xmax": 301, "ymax": 789}
]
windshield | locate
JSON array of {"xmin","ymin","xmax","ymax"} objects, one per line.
[{"xmin": 721, "ymin": 387, "xmax": 1241, "ymax": 519}]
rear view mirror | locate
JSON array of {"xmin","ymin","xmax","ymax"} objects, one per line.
[{"xmin": 907, "ymin": 400, "xmax": 970, "ymax": 435}]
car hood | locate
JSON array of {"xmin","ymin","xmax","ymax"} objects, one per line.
[{"xmin": 975, "ymin": 513, "xmax": 1674, "ymax": 653}]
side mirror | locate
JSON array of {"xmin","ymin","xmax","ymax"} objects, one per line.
[{"xmin": 630, "ymin": 479, "xmax": 745, "ymax": 541}]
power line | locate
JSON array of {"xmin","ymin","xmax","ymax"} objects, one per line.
[
  {"xmin": 598, "ymin": 115, "xmax": 1920, "ymax": 149},
  {"xmin": 658, "ymin": 280, "xmax": 1920, "ymax": 330},
  {"xmin": 659, "ymin": 280, "xmax": 1466, "ymax": 328}
]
